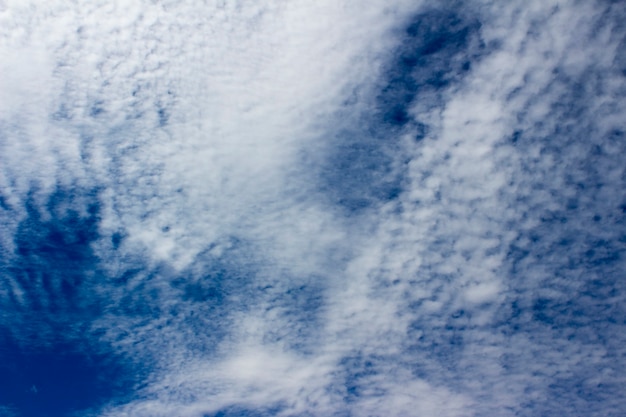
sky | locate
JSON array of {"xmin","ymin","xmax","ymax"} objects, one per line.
[{"xmin": 0, "ymin": 0, "xmax": 625, "ymax": 416}]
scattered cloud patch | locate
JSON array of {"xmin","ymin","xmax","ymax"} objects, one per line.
[{"xmin": 1, "ymin": 0, "xmax": 625, "ymax": 416}]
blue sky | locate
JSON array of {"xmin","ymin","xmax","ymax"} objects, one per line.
[{"xmin": 1, "ymin": 1, "xmax": 625, "ymax": 416}]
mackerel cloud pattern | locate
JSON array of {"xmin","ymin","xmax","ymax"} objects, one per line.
[{"xmin": 1, "ymin": 1, "xmax": 625, "ymax": 416}]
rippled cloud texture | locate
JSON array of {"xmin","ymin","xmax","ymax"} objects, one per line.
[{"xmin": 1, "ymin": 1, "xmax": 625, "ymax": 416}]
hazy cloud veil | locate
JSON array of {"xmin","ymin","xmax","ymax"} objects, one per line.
[{"xmin": 1, "ymin": 0, "xmax": 625, "ymax": 416}]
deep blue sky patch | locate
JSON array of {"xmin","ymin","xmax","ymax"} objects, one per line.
[{"xmin": 0, "ymin": 187, "xmax": 137, "ymax": 417}]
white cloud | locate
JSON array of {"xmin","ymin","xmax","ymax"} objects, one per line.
[{"xmin": 1, "ymin": 0, "xmax": 625, "ymax": 416}]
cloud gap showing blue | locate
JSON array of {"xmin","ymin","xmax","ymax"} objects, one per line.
[
  {"xmin": 378, "ymin": 8, "xmax": 483, "ymax": 128},
  {"xmin": 318, "ymin": 8, "xmax": 485, "ymax": 214},
  {"xmin": 0, "ymin": 186, "xmax": 138, "ymax": 417}
]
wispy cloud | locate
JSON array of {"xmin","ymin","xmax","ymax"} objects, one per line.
[{"xmin": 1, "ymin": 0, "xmax": 625, "ymax": 416}]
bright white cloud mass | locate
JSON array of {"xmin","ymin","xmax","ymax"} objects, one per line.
[{"xmin": 1, "ymin": 1, "xmax": 625, "ymax": 416}]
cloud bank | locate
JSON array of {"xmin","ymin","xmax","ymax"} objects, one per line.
[{"xmin": 1, "ymin": 0, "xmax": 625, "ymax": 416}]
